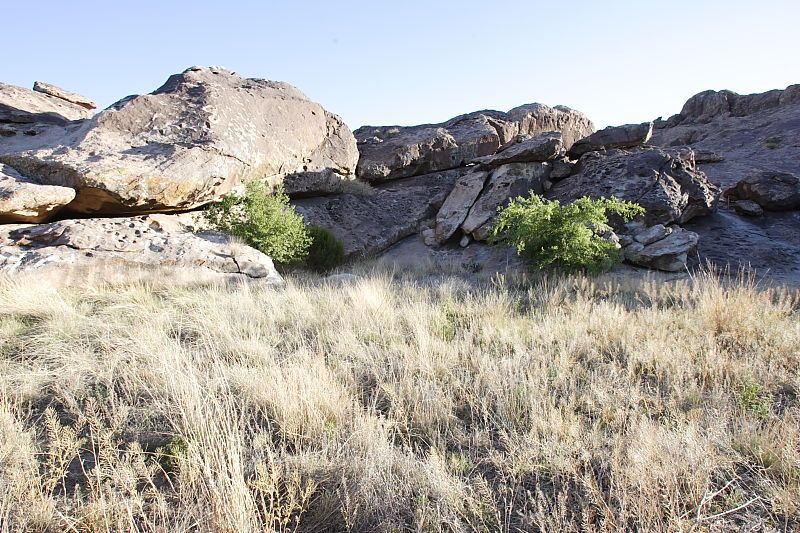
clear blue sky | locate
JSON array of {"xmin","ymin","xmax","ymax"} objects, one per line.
[{"xmin": 4, "ymin": 1, "xmax": 799, "ymax": 129}]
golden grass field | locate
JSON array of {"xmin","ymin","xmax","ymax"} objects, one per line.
[{"xmin": 0, "ymin": 265, "xmax": 798, "ymax": 532}]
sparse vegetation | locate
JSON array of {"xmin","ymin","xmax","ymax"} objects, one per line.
[
  {"xmin": 204, "ymin": 180, "xmax": 311, "ymax": 265},
  {"xmin": 764, "ymin": 136, "xmax": 783, "ymax": 149},
  {"xmin": 0, "ymin": 266, "xmax": 798, "ymax": 531},
  {"xmin": 490, "ymin": 194, "xmax": 645, "ymax": 274}
]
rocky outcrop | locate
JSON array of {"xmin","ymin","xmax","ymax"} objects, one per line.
[
  {"xmin": 434, "ymin": 170, "xmax": 489, "ymax": 244},
  {"xmin": 660, "ymin": 85, "xmax": 800, "ymax": 126},
  {"xmin": 0, "ymin": 163, "xmax": 75, "ymax": 223},
  {"xmin": 0, "ymin": 213, "xmax": 283, "ymax": 282},
  {"xmin": 623, "ymin": 225, "xmax": 698, "ymax": 272},
  {"xmin": 430, "ymin": 131, "xmax": 564, "ymax": 245},
  {"xmin": 0, "ymin": 67, "xmax": 359, "ymax": 216},
  {"xmin": 354, "ymin": 104, "xmax": 593, "ymax": 182},
  {"xmin": 649, "ymin": 85, "xmax": 800, "ymax": 282},
  {"xmin": 461, "ymin": 163, "xmax": 552, "ymax": 240},
  {"xmin": 567, "ymin": 122, "xmax": 653, "ymax": 158},
  {"xmin": 548, "ymin": 147, "xmax": 718, "ymax": 225},
  {"xmin": 725, "ymin": 171, "xmax": 800, "ymax": 211},
  {"xmin": 32, "ymin": 81, "xmax": 97, "ymax": 110},
  {"xmin": 293, "ymin": 170, "xmax": 460, "ymax": 257},
  {"xmin": 650, "ymin": 84, "xmax": 800, "ymax": 191}
]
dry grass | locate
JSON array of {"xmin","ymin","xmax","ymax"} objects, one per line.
[{"xmin": 0, "ymin": 265, "xmax": 798, "ymax": 532}]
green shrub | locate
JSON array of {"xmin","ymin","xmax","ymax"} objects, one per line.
[
  {"xmin": 764, "ymin": 136, "xmax": 782, "ymax": 149},
  {"xmin": 305, "ymin": 225, "xmax": 345, "ymax": 272},
  {"xmin": 490, "ymin": 194, "xmax": 645, "ymax": 274},
  {"xmin": 204, "ymin": 180, "xmax": 311, "ymax": 265}
]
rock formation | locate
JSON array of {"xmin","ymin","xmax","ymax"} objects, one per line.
[
  {"xmin": 567, "ymin": 122, "xmax": 653, "ymax": 158},
  {"xmin": 354, "ymin": 104, "xmax": 592, "ymax": 182},
  {"xmin": 294, "ymin": 170, "xmax": 460, "ymax": 258},
  {"xmin": 0, "ymin": 213, "xmax": 283, "ymax": 283},
  {"xmin": 0, "ymin": 68, "xmax": 798, "ymax": 281},
  {"xmin": 1, "ymin": 67, "xmax": 359, "ymax": 218},
  {"xmin": 651, "ymin": 84, "xmax": 800, "ymax": 281},
  {"xmin": 622, "ymin": 225, "xmax": 699, "ymax": 272},
  {"xmin": 548, "ymin": 147, "xmax": 718, "ymax": 226}
]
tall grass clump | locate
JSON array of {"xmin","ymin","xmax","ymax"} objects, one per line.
[{"xmin": 0, "ymin": 267, "xmax": 798, "ymax": 531}]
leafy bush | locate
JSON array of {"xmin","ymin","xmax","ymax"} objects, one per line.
[
  {"xmin": 204, "ymin": 180, "xmax": 311, "ymax": 265},
  {"xmin": 490, "ymin": 194, "xmax": 645, "ymax": 274},
  {"xmin": 305, "ymin": 225, "xmax": 345, "ymax": 272}
]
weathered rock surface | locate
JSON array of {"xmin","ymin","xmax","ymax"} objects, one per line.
[
  {"xmin": 651, "ymin": 84, "xmax": 800, "ymax": 190},
  {"xmin": 0, "ymin": 163, "xmax": 76, "ymax": 223},
  {"xmin": 725, "ymin": 171, "xmax": 800, "ymax": 211},
  {"xmin": 33, "ymin": 81, "xmax": 97, "ymax": 110},
  {"xmin": 462, "ymin": 162, "xmax": 551, "ymax": 240},
  {"xmin": 354, "ymin": 104, "xmax": 592, "ymax": 182},
  {"xmin": 733, "ymin": 200, "xmax": 764, "ymax": 217},
  {"xmin": 0, "ymin": 213, "xmax": 283, "ymax": 282},
  {"xmin": 471, "ymin": 131, "xmax": 563, "ymax": 168},
  {"xmin": 633, "ymin": 223, "xmax": 671, "ymax": 245},
  {"xmin": 548, "ymin": 147, "xmax": 718, "ymax": 225},
  {"xmin": 293, "ymin": 170, "xmax": 460, "ymax": 257},
  {"xmin": 683, "ymin": 210, "xmax": 800, "ymax": 282},
  {"xmin": 649, "ymin": 85, "xmax": 800, "ymax": 282},
  {"xmin": 623, "ymin": 226, "xmax": 698, "ymax": 272},
  {"xmin": 1, "ymin": 81, "xmax": 93, "ymax": 125},
  {"xmin": 434, "ymin": 170, "xmax": 489, "ymax": 244},
  {"xmin": 1, "ymin": 66, "xmax": 358, "ymax": 216},
  {"xmin": 568, "ymin": 122, "xmax": 653, "ymax": 158}
]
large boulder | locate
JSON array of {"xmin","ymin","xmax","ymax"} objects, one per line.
[
  {"xmin": 354, "ymin": 104, "xmax": 593, "ymax": 182},
  {"xmin": 725, "ymin": 171, "xmax": 800, "ymax": 211},
  {"xmin": 434, "ymin": 170, "xmax": 489, "ymax": 244},
  {"xmin": 293, "ymin": 170, "xmax": 460, "ymax": 257},
  {"xmin": 461, "ymin": 162, "xmax": 552, "ymax": 240},
  {"xmin": 0, "ymin": 213, "xmax": 283, "ymax": 282},
  {"xmin": 0, "ymin": 66, "xmax": 359, "ymax": 217},
  {"xmin": 548, "ymin": 147, "xmax": 718, "ymax": 225},
  {"xmin": 0, "ymin": 163, "xmax": 75, "ymax": 223},
  {"xmin": 568, "ymin": 122, "xmax": 653, "ymax": 158},
  {"xmin": 471, "ymin": 131, "xmax": 563, "ymax": 168}
]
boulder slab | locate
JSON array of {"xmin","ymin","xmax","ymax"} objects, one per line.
[
  {"xmin": 1, "ymin": 81, "xmax": 93, "ymax": 124},
  {"xmin": 623, "ymin": 227, "xmax": 699, "ymax": 272},
  {"xmin": 0, "ymin": 213, "xmax": 283, "ymax": 282},
  {"xmin": 0, "ymin": 163, "xmax": 75, "ymax": 223},
  {"xmin": 462, "ymin": 162, "xmax": 551, "ymax": 240},
  {"xmin": 472, "ymin": 131, "xmax": 563, "ymax": 168},
  {"xmin": 434, "ymin": 170, "xmax": 489, "ymax": 244},
  {"xmin": 32, "ymin": 81, "xmax": 97, "ymax": 110},
  {"xmin": 568, "ymin": 122, "xmax": 654, "ymax": 158},
  {"xmin": 548, "ymin": 147, "xmax": 718, "ymax": 225}
]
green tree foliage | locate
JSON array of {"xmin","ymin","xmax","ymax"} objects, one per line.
[
  {"xmin": 204, "ymin": 180, "xmax": 311, "ymax": 265},
  {"xmin": 490, "ymin": 194, "xmax": 645, "ymax": 274},
  {"xmin": 306, "ymin": 225, "xmax": 345, "ymax": 273}
]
